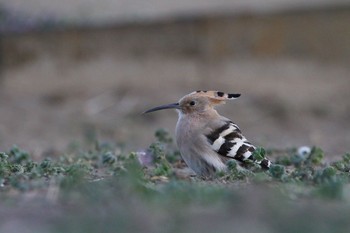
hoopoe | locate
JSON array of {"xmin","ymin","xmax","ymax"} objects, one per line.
[{"xmin": 144, "ymin": 90, "xmax": 271, "ymax": 177}]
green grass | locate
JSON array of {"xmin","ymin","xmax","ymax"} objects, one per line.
[{"xmin": 1, "ymin": 129, "xmax": 350, "ymax": 233}]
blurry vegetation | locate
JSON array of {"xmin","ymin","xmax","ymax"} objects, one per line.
[{"xmin": 1, "ymin": 129, "xmax": 350, "ymax": 232}]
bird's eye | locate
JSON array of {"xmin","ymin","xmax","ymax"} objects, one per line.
[{"xmin": 189, "ymin": 101, "xmax": 196, "ymax": 106}]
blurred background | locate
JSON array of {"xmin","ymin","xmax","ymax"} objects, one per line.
[{"xmin": 1, "ymin": 0, "xmax": 350, "ymax": 157}]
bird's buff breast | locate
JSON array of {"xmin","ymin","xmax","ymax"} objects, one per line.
[{"xmin": 175, "ymin": 116, "xmax": 226, "ymax": 176}]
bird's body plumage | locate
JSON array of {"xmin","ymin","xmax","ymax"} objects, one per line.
[
  {"xmin": 176, "ymin": 110, "xmax": 228, "ymax": 176},
  {"xmin": 144, "ymin": 90, "xmax": 271, "ymax": 177}
]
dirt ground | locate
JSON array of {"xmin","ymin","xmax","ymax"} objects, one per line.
[{"xmin": 1, "ymin": 52, "xmax": 349, "ymax": 158}]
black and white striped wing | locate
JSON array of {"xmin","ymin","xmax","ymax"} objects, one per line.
[{"xmin": 205, "ymin": 121, "xmax": 270, "ymax": 169}]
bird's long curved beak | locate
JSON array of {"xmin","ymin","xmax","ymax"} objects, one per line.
[{"xmin": 143, "ymin": 102, "xmax": 180, "ymax": 114}]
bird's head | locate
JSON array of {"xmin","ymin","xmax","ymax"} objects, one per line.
[{"xmin": 143, "ymin": 90, "xmax": 241, "ymax": 115}]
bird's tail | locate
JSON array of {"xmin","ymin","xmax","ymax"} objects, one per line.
[{"xmin": 258, "ymin": 158, "xmax": 271, "ymax": 170}]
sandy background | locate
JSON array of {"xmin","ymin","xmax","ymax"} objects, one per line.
[{"xmin": 2, "ymin": 55, "xmax": 350, "ymax": 157}]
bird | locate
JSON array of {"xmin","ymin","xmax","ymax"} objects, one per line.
[{"xmin": 143, "ymin": 90, "xmax": 271, "ymax": 177}]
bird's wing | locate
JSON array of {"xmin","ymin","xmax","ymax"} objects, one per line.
[
  {"xmin": 205, "ymin": 119, "xmax": 271, "ymax": 169},
  {"xmin": 205, "ymin": 120, "xmax": 255, "ymax": 160}
]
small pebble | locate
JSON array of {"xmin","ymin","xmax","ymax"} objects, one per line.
[{"xmin": 298, "ymin": 146, "xmax": 311, "ymax": 158}]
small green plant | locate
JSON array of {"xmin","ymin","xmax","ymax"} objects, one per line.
[
  {"xmin": 332, "ymin": 153, "xmax": 350, "ymax": 172},
  {"xmin": 252, "ymin": 147, "xmax": 266, "ymax": 162},
  {"xmin": 101, "ymin": 151, "xmax": 117, "ymax": 165},
  {"xmin": 149, "ymin": 142, "xmax": 172, "ymax": 177},
  {"xmin": 269, "ymin": 164, "xmax": 286, "ymax": 180},
  {"xmin": 306, "ymin": 147, "xmax": 324, "ymax": 165},
  {"xmin": 8, "ymin": 145, "xmax": 29, "ymax": 163}
]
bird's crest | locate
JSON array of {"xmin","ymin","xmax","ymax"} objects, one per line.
[{"xmin": 189, "ymin": 90, "xmax": 241, "ymax": 105}]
